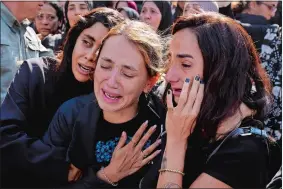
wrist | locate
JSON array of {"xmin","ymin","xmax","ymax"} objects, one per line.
[{"xmin": 102, "ymin": 165, "xmax": 120, "ymax": 183}]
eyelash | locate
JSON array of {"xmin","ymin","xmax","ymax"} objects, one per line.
[
  {"xmin": 100, "ymin": 65, "xmax": 134, "ymax": 78},
  {"xmin": 181, "ymin": 63, "xmax": 191, "ymax": 68},
  {"xmin": 82, "ymin": 39, "xmax": 92, "ymax": 47}
]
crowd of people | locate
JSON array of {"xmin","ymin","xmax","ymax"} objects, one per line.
[{"xmin": 0, "ymin": 1, "xmax": 282, "ymax": 188}]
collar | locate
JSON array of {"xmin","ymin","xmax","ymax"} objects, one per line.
[{"xmin": 1, "ymin": 2, "xmax": 20, "ymax": 28}]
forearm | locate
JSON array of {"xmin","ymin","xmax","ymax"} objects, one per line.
[{"xmin": 157, "ymin": 141, "xmax": 187, "ymax": 188}]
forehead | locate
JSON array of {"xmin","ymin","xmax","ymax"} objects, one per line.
[
  {"xmin": 40, "ymin": 4, "xmax": 57, "ymax": 14},
  {"xmin": 68, "ymin": 2, "xmax": 88, "ymax": 6},
  {"xmin": 143, "ymin": 1, "xmax": 159, "ymax": 9},
  {"xmin": 80, "ymin": 22, "xmax": 109, "ymax": 39},
  {"xmin": 100, "ymin": 35, "xmax": 144, "ymax": 67},
  {"xmin": 264, "ymin": 1, "xmax": 278, "ymax": 5},
  {"xmin": 170, "ymin": 29, "xmax": 199, "ymax": 53}
]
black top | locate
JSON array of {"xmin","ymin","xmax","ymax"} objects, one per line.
[
  {"xmin": 93, "ymin": 111, "xmax": 160, "ymax": 187},
  {"xmin": 140, "ymin": 118, "xmax": 274, "ymax": 188},
  {"xmin": 0, "ymin": 57, "xmax": 93, "ymax": 187}
]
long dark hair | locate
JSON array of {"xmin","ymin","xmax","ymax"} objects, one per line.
[{"xmin": 172, "ymin": 12, "xmax": 271, "ymax": 139}]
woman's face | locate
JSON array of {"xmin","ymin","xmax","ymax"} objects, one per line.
[
  {"xmin": 72, "ymin": 22, "xmax": 109, "ymax": 82},
  {"xmin": 140, "ymin": 1, "xmax": 162, "ymax": 31},
  {"xmin": 67, "ymin": 2, "xmax": 89, "ymax": 27},
  {"xmin": 94, "ymin": 35, "xmax": 150, "ymax": 114},
  {"xmin": 35, "ymin": 3, "xmax": 61, "ymax": 37},
  {"xmin": 116, "ymin": 1, "xmax": 129, "ymax": 9},
  {"xmin": 166, "ymin": 28, "xmax": 204, "ymax": 103}
]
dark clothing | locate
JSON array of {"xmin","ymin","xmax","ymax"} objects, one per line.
[
  {"xmin": 235, "ymin": 13, "xmax": 270, "ymax": 52},
  {"xmin": 0, "ymin": 57, "xmax": 93, "ymax": 187},
  {"xmin": 219, "ymin": 3, "xmax": 234, "ymax": 19},
  {"xmin": 41, "ymin": 33, "xmax": 64, "ymax": 54},
  {"xmin": 173, "ymin": 4, "xmax": 183, "ymax": 22},
  {"xmin": 140, "ymin": 118, "xmax": 275, "ymax": 188},
  {"xmin": 42, "ymin": 92, "xmax": 166, "ymax": 188},
  {"xmin": 144, "ymin": 1, "xmax": 173, "ymax": 36}
]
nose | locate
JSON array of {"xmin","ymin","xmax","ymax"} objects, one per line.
[
  {"xmin": 84, "ymin": 50, "xmax": 95, "ymax": 63},
  {"xmin": 165, "ymin": 64, "xmax": 180, "ymax": 84},
  {"xmin": 41, "ymin": 17, "xmax": 49, "ymax": 25},
  {"xmin": 106, "ymin": 68, "xmax": 119, "ymax": 89}
]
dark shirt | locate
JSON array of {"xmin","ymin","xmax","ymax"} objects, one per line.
[
  {"xmin": 93, "ymin": 111, "xmax": 160, "ymax": 187},
  {"xmin": 141, "ymin": 119, "xmax": 274, "ymax": 188}
]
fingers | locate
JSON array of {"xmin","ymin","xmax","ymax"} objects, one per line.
[
  {"xmin": 183, "ymin": 75, "xmax": 200, "ymax": 113},
  {"xmin": 141, "ymin": 149, "xmax": 162, "ymax": 166},
  {"xmin": 68, "ymin": 164, "xmax": 81, "ymax": 182},
  {"xmin": 129, "ymin": 120, "xmax": 148, "ymax": 148},
  {"xmin": 192, "ymin": 81, "xmax": 204, "ymax": 114},
  {"xmin": 142, "ymin": 139, "xmax": 162, "ymax": 157},
  {"xmin": 135, "ymin": 125, "xmax": 157, "ymax": 151},
  {"xmin": 176, "ymin": 78, "xmax": 191, "ymax": 111},
  {"xmin": 115, "ymin": 131, "xmax": 127, "ymax": 150},
  {"xmin": 166, "ymin": 89, "xmax": 174, "ymax": 110}
]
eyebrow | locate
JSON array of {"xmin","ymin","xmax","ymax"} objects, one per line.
[
  {"xmin": 176, "ymin": 53, "xmax": 194, "ymax": 59},
  {"xmin": 83, "ymin": 34, "xmax": 95, "ymax": 41},
  {"xmin": 101, "ymin": 57, "xmax": 138, "ymax": 71}
]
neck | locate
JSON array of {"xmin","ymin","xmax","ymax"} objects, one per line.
[
  {"xmin": 3, "ymin": 2, "xmax": 25, "ymax": 22},
  {"xmin": 103, "ymin": 101, "xmax": 139, "ymax": 124}
]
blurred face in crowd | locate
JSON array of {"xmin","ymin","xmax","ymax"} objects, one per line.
[
  {"xmin": 183, "ymin": 3, "xmax": 203, "ymax": 16},
  {"xmin": 249, "ymin": 1, "xmax": 278, "ymax": 20},
  {"xmin": 67, "ymin": 1, "xmax": 90, "ymax": 27},
  {"xmin": 35, "ymin": 3, "xmax": 61, "ymax": 38},
  {"xmin": 140, "ymin": 1, "xmax": 162, "ymax": 31},
  {"xmin": 116, "ymin": 1, "xmax": 128, "ymax": 9},
  {"xmin": 166, "ymin": 28, "xmax": 204, "ymax": 103},
  {"xmin": 94, "ymin": 35, "xmax": 150, "ymax": 116},
  {"xmin": 72, "ymin": 22, "xmax": 109, "ymax": 82}
]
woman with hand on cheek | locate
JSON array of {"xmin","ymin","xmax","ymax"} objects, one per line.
[{"xmin": 141, "ymin": 12, "xmax": 277, "ymax": 188}]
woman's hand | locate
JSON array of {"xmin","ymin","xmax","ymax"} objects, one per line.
[
  {"xmin": 97, "ymin": 121, "xmax": 162, "ymax": 183},
  {"xmin": 165, "ymin": 76, "xmax": 204, "ymax": 144},
  {"xmin": 68, "ymin": 163, "xmax": 82, "ymax": 182}
]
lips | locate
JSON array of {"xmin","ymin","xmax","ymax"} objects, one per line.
[
  {"xmin": 101, "ymin": 89, "xmax": 122, "ymax": 103},
  {"xmin": 172, "ymin": 88, "xmax": 182, "ymax": 96},
  {"xmin": 77, "ymin": 63, "xmax": 95, "ymax": 75}
]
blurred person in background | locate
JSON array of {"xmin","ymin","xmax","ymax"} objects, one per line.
[
  {"xmin": 140, "ymin": 1, "xmax": 173, "ymax": 36},
  {"xmin": 1, "ymin": 1, "xmax": 53, "ymax": 104},
  {"xmin": 64, "ymin": 1, "xmax": 93, "ymax": 35},
  {"xmin": 118, "ymin": 7, "xmax": 139, "ymax": 20},
  {"xmin": 115, "ymin": 0, "xmax": 138, "ymax": 12},
  {"xmin": 232, "ymin": 1, "xmax": 281, "ymax": 141},
  {"xmin": 35, "ymin": 2, "xmax": 64, "ymax": 39},
  {"xmin": 173, "ymin": 1, "xmax": 185, "ymax": 22},
  {"xmin": 34, "ymin": 2, "xmax": 64, "ymax": 53},
  {"xmin": 183, "ymin": 0, "xmax": 219, "ymax": 16}
]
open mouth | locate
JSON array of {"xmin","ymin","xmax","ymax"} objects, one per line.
[
  {"xmin": 102, "ymin": 89, "xmax": 122, "ymax": 100},
  {"xmin": 78, "ymin": 63, "xmax": 94, "ymax": 75},
  {"xmin": 172, "ymin": 88, "xmax": 182, "ymax": 96}
]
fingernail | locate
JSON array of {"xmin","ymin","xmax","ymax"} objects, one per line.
[
  {"xmin": 122, "ymin": 131, "xmax": 125, "ymax": 136},
  {"xmin": 185, "ymin": 78, "xmax": 190, "ymax": 83},
  {"xmin": 200, "ymin": 80, "xmax": 205, "ymax": 84},
  {"xmin": 195, "ymin": 75, "xmax": 200, "ymax": 81},
  {"xmin": 157, "ymin": 139, "xmax": 162, "ymax": 144},
  {"xmin": 152, "ymin": 125, "xmax": 157, "ymax": 130},
  {"xmin": 157, "ymin": 150, "xmax": 162, "ymax": 153},
  {"xmin": 144, "ymin": 120, "xmax": 148, "ymax": 126}
]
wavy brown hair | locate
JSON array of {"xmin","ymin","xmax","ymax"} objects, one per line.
[{"xmin": 172, "ymin": 12, "xmax": 271, "ymax": 139}]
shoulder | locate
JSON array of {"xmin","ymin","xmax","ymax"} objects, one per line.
[
  {"xmin": 204, "ymin": 134, "xmax": 269, "ymax": 188},
  {"xmin": 56, "ymin": 93, "xmax": 96, "ymax": 115}
]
